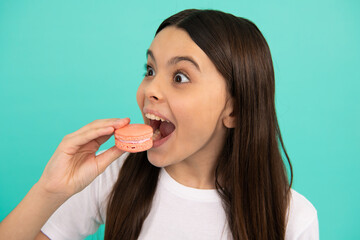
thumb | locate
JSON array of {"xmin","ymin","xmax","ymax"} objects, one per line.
[{"xmin": 96, "ymin": 145, "xmax": 125, "ymax": 174}]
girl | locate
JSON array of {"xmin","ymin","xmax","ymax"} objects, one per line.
[{"xmin": 0, "ymin": 9, "xmax": 318, "ymax": 240}]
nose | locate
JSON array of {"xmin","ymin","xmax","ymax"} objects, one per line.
[{"xmin": 144, "ymin": 77, "xmax": 164, "ymax": 103}]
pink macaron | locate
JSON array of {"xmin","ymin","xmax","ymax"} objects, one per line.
[{"xmin": 114, "ymin": 124, "xmax": 153, "ymax": 153}]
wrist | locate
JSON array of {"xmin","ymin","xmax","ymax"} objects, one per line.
[{"xmin": 34, "ymin": 179, "xmax": 71, "ymax": 204}]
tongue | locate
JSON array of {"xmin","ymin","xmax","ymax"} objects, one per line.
[{"xmin": 159, "ymin": 121, "xmax": 175, "ymax": 137}]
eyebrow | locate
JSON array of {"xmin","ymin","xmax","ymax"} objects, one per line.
[{"xmin": 146, "ymin": 49, "xmax": 201, "ymax": 72}]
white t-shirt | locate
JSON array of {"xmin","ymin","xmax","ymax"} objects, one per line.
[{"xmin": 41, "ymin": 152, "xmax": 319, "ymax": 240}]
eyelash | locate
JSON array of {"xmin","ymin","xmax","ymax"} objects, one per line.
[
  {"xmin": 144, "ymin": 64, "xmax": 191, "ymax": 84},
  {"xmin": 144, "ymin": 64, "xmax": 151, "ymax": 77}
]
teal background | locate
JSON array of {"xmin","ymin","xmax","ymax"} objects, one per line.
[{"xmin": 0, "ymin": 0, "xmax": 359, "ymax": 239}]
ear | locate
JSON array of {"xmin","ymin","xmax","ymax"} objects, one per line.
[{"xmin": 222, "ymin": 98, "xmax": 236, "ymax": 128}]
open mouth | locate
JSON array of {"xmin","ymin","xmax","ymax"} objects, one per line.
[{"xmin": 145, "ymin": 113, "xmax": 176, "ymax": 142}]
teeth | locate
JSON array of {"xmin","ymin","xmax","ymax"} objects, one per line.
[
  {"xmin": 152, "ymin": 129, "xmax": 161, "ymax": 141},
  {"xmin": 145, "ymin": 113, "xmax": 169, "ymax": 122}
]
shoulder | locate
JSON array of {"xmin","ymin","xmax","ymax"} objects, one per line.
[{"xmin": 285, "ymin": 189, "xmax": 319, "ymax": 239}]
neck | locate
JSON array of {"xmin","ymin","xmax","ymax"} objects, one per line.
[
  {"xmin": 165, "ymin": 149, "xmax": 218, "ymax": 189},
  {"xmin": 165, "ymin": 119, "xmax": 228, "ymax": 189}
]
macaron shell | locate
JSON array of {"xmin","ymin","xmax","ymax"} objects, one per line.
[
  {"xmin": 114, "ymin": 124, "xmax": 153, "ymax": 141},
  {"xmin": 114, "ymin": 132, "xmax": 153, "ymax": 141},
  {"xmin": 115, "ymin": 138, "xmax": 153, "ymax": 153},
  {"xmin": 114, "ymin": 124, "xmax": 153, "ymax": 153}
]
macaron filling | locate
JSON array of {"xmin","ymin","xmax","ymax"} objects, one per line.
[{"xmin": 117, "ymin": 138, "xmax": 151, "ymax": 144}]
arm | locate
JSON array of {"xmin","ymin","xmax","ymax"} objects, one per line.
[
  {"xmin": 35, "ymin": 232, "xmax": 49, "ymax": 240},
  {"xmin": 0, "ymin": 183, "xmax": 66, "ymax": 240},
  {"xmin": 0, "ymin": 118, "xmax": 130, "ymax": 240}
]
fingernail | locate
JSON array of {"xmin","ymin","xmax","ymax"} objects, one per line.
[{"xmin": 115, "ymin": 118, "xmax": 130, "ymax": 124}]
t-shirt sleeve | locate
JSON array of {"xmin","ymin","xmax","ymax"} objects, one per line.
[
  {"xmin": 40, "ymin": 179, "xmax": 102, "ymax": 240},
  {"xmin": 285, "ymin": 189, "xmax": 319, "ymax": 240},
  {"xmin": 296, "ymin": 215, "xmax": 319, "ymax": 240},
  {"xmin": 41, "ymin": 150, "xmax": 126, "ymax": 240}
]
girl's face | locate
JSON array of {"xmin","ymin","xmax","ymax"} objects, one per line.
[{"xmin": 137, "ymin": 26, "xmax": 233, "ymax": 168}]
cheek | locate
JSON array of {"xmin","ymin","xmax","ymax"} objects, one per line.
[
  {"xmin": 172, "ymin": 89, "xmax": 226, "ymax": 136},
  {"xmin": 136, "ymin": 83, "xmax": 145, "ymax": 109}
]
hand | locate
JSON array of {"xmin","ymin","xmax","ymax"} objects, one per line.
[{"xmin": 37, "ymin": 118, "xmax": 130, "ymax": 198}]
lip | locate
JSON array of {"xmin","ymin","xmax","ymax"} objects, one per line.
[
  {"xmin": 143, "ymin": 108, "xmax": 173, "ymax": 124},
  {"xmin": 143, "ymin": 108, "xmax": 175, "ymax": 149}
]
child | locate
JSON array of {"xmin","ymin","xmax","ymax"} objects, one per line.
[{"xmin": 0, "ymin": 9, "xmax": 318, "ymax": 240}]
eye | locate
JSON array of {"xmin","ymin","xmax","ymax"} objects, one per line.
[
  {"xmin": 145, "ymin": 65, "xmax": 155, "ymax": 77},
  {"xmin": 173, "ymin": 72, "xmax": 190, "ymax": 83}
]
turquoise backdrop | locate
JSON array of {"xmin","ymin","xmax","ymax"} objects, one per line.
[{"xmin": 1, "ymin": 0, "xmax": 359, "ymax": 239}]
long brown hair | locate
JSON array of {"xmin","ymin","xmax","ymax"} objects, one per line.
[{"xmin": 105, "ymin": 9, "xmax": 293, "ymax": 240}]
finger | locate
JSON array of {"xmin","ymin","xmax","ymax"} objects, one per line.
[
  {"xmin": 96, "ymin": 145, "xmax": 125, "ymax": 174},
  {"xmin": 72, "ymin": 118, "xmax": 130, "ymax": 137},
  {"xmin": 94, "ymin": 134, "xmax": 113, "ymax": 147},
  {"xmin": 113, "ymin": 118, "xmax": 131, "ymax": 129},
  {"xmin": 61, "ymin": 127, "xmax": 115, "ymax": 155},
  {"xmin": 88, "ymin": 118, "xmax": 131, "ymax": 146},
  {"xmin": 60, "ymin": 118, "xmax": 130, "ymax": 155}
]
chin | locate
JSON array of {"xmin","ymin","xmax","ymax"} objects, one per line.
[{"xmin": 146, "ymin": 151, "xmax": 170, "ymax": 168}]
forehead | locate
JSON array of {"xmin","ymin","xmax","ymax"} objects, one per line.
[
  {"xmin": 148, "ymin": 26, "xmax": 209, "ymax": 65},
  {"xmin": 147, "ymin": 26, "xmax": 229, "ymax": 98}
]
